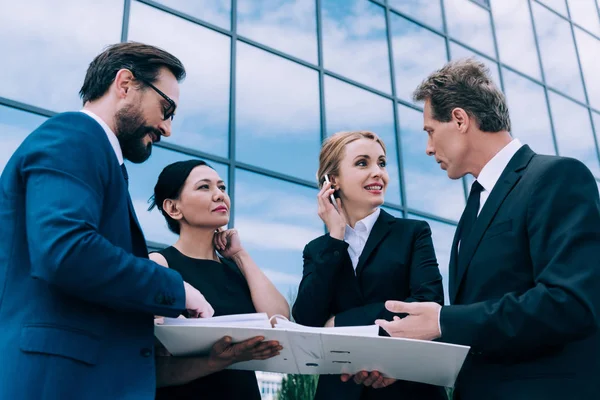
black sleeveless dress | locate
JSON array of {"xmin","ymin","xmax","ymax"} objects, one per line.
[{"xmin": 154, "ymin": 246, "xmax": 261, "ymax": 400}]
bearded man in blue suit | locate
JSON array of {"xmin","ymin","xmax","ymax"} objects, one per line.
[{"xmin": 0, "ymin": 42, "xmax": 213, "ymax": 399}]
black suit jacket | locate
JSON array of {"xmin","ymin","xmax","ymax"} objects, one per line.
[
  {"xmin": 440, "ymin": 146, "xmax": 600, "ymax": 400},
  {"xmin": 293, "ymin": 210, "xmax": 447, "ymax": 400}
]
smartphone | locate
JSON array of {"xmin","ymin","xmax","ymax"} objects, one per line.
[{"xmin": 324, "ymin": 174, "xmax": 339, "ymax": 212}]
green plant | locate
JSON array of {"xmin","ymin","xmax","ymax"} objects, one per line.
[{"xmin": 277, "ymin": 374, "xmax": 318, "ymax": 400}]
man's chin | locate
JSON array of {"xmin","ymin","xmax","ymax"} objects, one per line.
[{"xmin": 124, "ymin": 145, "xmax": 152, "ymax": 164}]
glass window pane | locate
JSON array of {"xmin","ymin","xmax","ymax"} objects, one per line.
[
  {"xmin": 388, "ymin": 0, "xmax": 444, "ymax": 31},
  {"xmin": 0, "ymin": 0, "xmax": 122, "ymax": 112},
  {"xmin": 129, "ymin": 2, "xmax": 231, "ymax": 158},
  {"xmin": 128, "ymin": 147, "xmax": 228, "ymax": 245},
  {"xmin": 538, "ymin": 0, "xmax": 568, "ymax": 16},
  {"xmin": 449, "ymin": 42, "xmax": 501, "ymax": 86},
  {"xmin": 325, "ymin": 76, "xmax": 402, "ymax": 205},
  {"xmin": 398, "ymin": 105, "xmax": 466, "ymax": 221},
  {"xmin": 237, "ymin": 0, "xmax": 317, "ymax": 64},
  {"xmin": 548, "ymin": 92, "xmax": 600, "ymax": 178},
  {"xmin": 234, "ymin": 170, "xmax": 323, "ymax": 300},
  {"xmin": 409, "ymin": 214, "xmax": 456, "ymax": 305},
  {"xmin": 490, "ymin": 0, "xmax": 542, "ymax": 80},
  {"xmin": 574, "ymin": 28, "xmax": 600, "ymax": 110},
  {"xmin": 152, "ymin": 0, "xmax": 231, "ymax": 30},
  {"xmin": 391, "ymin": 14, "xmax": 448, "ymax": 103},
  {"xmin": 533, "ymin": 3, "xmax": 586, "ymax": 101},
  {"xmin": 236, "ymin": 43, "xmax": 320, "ymax": 182},
  {"xmin": 444, "ymin": 0, "xmax": 495, "ymax": 57},
  {"xmin": 321, "ymin": 0, "xmax": 391, "ymax": 93},
  {"xmin": 502, "ymin": 68, "xmax": 556, "ymax": 155},
  {"xmin": 567, "ymin": 0, "xmax": 600, "ymax": 35},
  {"xmin": 0, "ymin": 106, "xmax": 47, "ymax": 174}
]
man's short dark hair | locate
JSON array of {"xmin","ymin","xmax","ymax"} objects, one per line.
[
  {"xmin": 413, "ymin": 58, "xmax": 511, "ymax": 133},
  {"xmin": 79, "ymin": 42, "xmax": 186, "ymax": 105}
]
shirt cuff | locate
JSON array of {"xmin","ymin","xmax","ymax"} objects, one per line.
[{"xmin": 437, "ymin": 306, "xmax": 443, "ymax": 336}]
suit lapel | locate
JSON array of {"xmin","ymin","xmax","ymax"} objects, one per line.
[
  {"xmin": 355, "ymin": 210, "xmax": 395, "ymax": 277},
  {"xmin": 451, "ymin": 145, "xmax": 535, "ymax": 303}
]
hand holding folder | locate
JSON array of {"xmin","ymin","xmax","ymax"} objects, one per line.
[{"xmin": 154, "ymin": 313, "xmax": 470, "ymax": 387}]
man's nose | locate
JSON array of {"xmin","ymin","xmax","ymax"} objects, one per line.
[
  {"xmin": 425, "ymin": 138, "xmax": 435, "ymax": 156},
  {"xmin": 158, "ymin": 119, "xmax": 172, "ymax": 138}
]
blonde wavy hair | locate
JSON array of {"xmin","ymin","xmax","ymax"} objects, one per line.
[{"xmin": 316, "ymin": 130, "xmax": 386, "ymax": 188}]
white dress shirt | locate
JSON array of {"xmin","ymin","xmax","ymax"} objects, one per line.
[
  {"xmin": 474, "ymin": 138, "xmax": 523, "ymax": 215},
  {"xmin": 439, "ymin": 139, "xmax": 523, "ymax": 335},
  {"xmin": 344, "ymin": 208, "xmax": 380, "ymax": 271},
  {"xmin": 80, "ymin": 109, "xmax": 123, "ymax": 164}
]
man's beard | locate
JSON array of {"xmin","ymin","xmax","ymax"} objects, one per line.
[{"xmin": 115, "ymin": 104, "xmax": 161, "ymax": 164}]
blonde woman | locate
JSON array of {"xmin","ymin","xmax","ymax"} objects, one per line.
[{"xmin": 292, "ymin": 131, "xmax": 447, "ymax": 400}]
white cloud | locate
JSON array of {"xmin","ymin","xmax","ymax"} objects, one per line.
[
  {"xmin": 235, "ymin": 217, "xmax": 323, "ymax": 251},
  {"xmin": 0, "ymin": 0, "xmax": 122, "ymax": 111},
  {"xmin": 532, "ymin": 3, "xmax": 586, "ymax": 101},
  {"xmin": 262, "ymin": 268, "xmax": 302, "ymax": 285},
  {"xmin": 567, "ymin": 0, "xmax": 600, "ymax": 36},
  {"xmin": 490, "ymin": 0, "xmax": 542, "ymax": 80},
  {"xmin": 445, "ymin": 0, "xmax": 495, "ymax": 57}
]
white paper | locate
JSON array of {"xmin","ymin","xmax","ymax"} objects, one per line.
[{"xmin": 154, "ymin": 313, "xmax": 469, "ymax": 387}]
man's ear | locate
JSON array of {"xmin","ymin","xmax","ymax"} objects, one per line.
[
  {"xmin": 452, "ymin": 107, "xmax": 469, "ymax": 132},
  {"xmin": 163, "ymin": 198, "xmax": 183, "ymax": 221},
  {"xmin": 113, "ymin": 68, "xmax": 136, "ymax": 99}
]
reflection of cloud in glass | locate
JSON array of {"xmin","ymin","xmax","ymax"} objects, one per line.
[
  {"xmin": 490, "ymin": 0, "xmax": 541, "ymax": 80},
  {"xmin": 574, "ymin": 28, "xmax": 600, "ymax": 111},
  {"xmin": 444, "ymin": 0, "xmax": 495, "ymax": 57},
  {"xmin": 234, "ymin": 169, "xmax": 323, "ymax": 298},
  {"xmin": 398, "ymin": 105, "xmax": 466, "ymax": 221},
  {"xmin": 0, "ymin": 0, "xmax": 122, "ymax": 112},
  {"xmin": 566, "ymin": 0, "xmax": 600, "ymax": 36},
  {"xmin": 152, "ymin": 0, "xmax": 231, "ymax": 30},
  {"xmin": 532, "ymin": 3, "xmax": 585, "ymax": 102},
  {"xmin": 129, "ymin": 2, "xmax": 231, "ymax": 157},
  {"xmin": 388, "ymin": 0, "xmax": 443, "ymax": 31},
  {"xmin": 321, "ymin": 0, "xmax": 391, "ymax": 93},
  {"xmin": 235, "ymin": 42, "xmax": 320, "ymax": 182},
  {"xmin": 538, "ymin": 0, "xmax": 568, "ymax": 16},
  {"xmin": 127, "ymin": 146, "xmax": 228, "ymax": 245},
  {"xmin": 409, "ymin": 214, "xmax": 456, "ymax": 305},
  {"xmin": 0, "ymin": 106, "xmax": 47, "ymax": 173},
  {"xmin": 237, "ymin": 0, "xmax": 317, "ymax": 63},
  {"xmin": 325, "ymin": 76, "xmax": 401, "ymax": 205},
  {"xmin": 449, "ymin": 42, "xmax": 501, "ymax": 86},
  {"xmin": 548, "ymin": 92, "xmax": 600, "ymax": 178},
  {"xmin": 391, "ymin": 13, "xmax": 447, "ymax": 103},
  {"xmin": 502, "ymin": 68, "xmax": 556, "ymax": 155}
]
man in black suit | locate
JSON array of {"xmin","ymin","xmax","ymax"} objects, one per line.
[{"xmin": 374, "ymin": 59, "xmax": 600, "ymax": 399}]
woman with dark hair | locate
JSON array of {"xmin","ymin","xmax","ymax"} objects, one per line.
[{"xmin": 150, "ymin": 159, "xmax": 289, "ymax": 399}]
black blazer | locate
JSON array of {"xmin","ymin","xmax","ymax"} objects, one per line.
[
  {"xmin": 440, "ymin": 145, "xmax": 600, "ymax": 400},
  {"xmin": 293, "ymin": 210, "xmax": 447, "ymax": 400}
]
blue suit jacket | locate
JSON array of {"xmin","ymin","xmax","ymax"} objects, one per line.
[{"xmin": 0, "ymin": 112, "xmax": 186, "ymax": 399}]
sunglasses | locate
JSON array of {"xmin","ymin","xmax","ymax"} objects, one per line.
[{"xmin": 131, "ymin": 70, "xmax": 177, "ymax": 121}]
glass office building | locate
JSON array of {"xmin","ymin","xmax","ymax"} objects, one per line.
[{"xmin": 2, "ymin": 0, "xmax": 600, "ymax": 341}]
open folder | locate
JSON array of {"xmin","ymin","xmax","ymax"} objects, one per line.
[{"xmin": 154, "ymin": 313, "xmax": 470, "ymax": 388}]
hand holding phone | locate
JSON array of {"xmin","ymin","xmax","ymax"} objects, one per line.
[{"xmin": 324, "ymin": 174, "xmax": 339, "ymax": 212}]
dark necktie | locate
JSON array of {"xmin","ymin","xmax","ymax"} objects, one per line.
[
  {"xmin": 458, "ymin": 180, "xmax": 484, "ymax": 252},
  {"xmin": 120, "ymin": 163, "xmax": 129, "ymax": 186}
]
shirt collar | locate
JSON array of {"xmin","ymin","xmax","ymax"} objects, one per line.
[
  {"xmin": 346, "ymin": 208, "xmax": 381, "ymax": 237},
  {"xmin": 80, "ymin": 109, "xmax": 123, "ymax": 165},
  {"xmin": 476, "ymin": 138, "xmax": 523, "ymax": 193}
]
